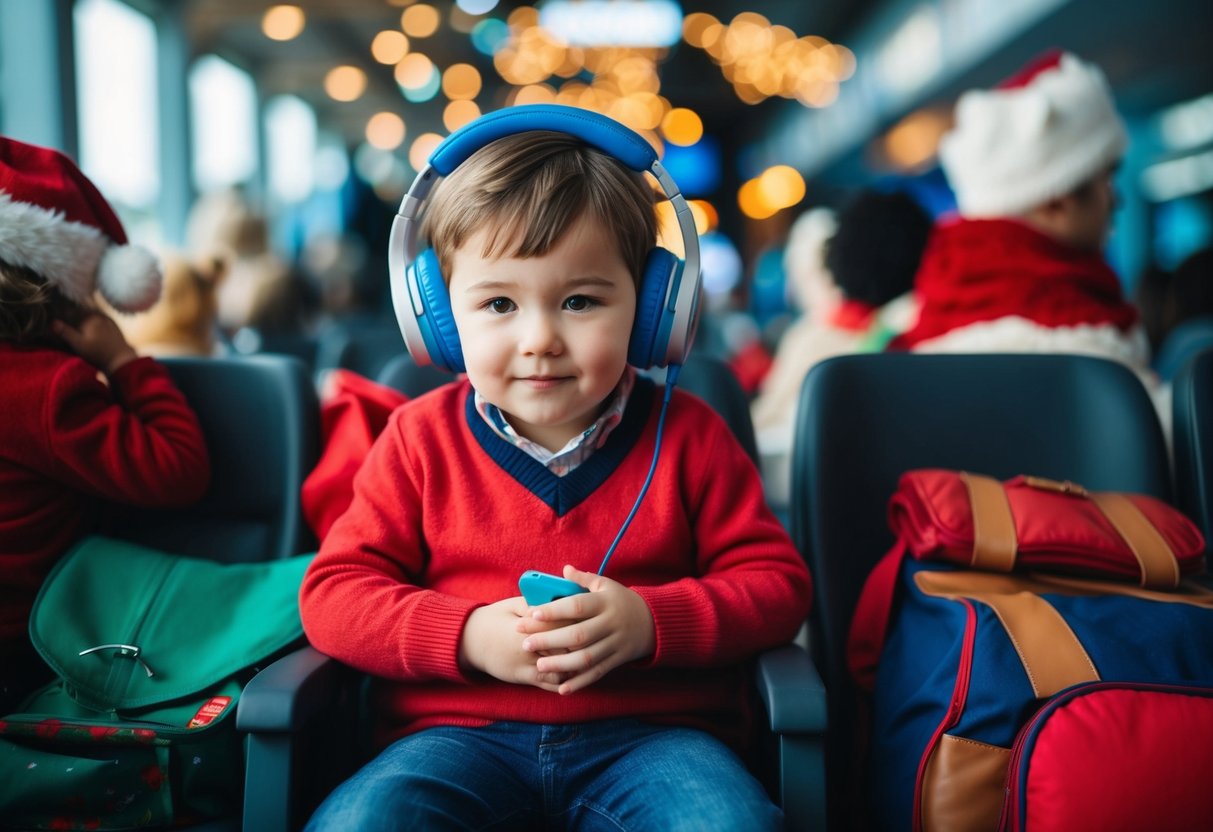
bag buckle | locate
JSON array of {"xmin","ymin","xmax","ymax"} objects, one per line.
[
  {"xmin": 1022, "ymin": 476, "xmax": 1089, "ymax": 497},
  {"xmin": 78, "ymin": 643, "xmax": 155, "ymax": 677}
]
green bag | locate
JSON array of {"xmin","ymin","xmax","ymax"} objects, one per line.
[{"xmin": 0, "ymin": 536, "xmax": 313, "ymax": 830}]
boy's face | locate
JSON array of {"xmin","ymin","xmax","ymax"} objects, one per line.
[{"xmin": 448, "ymin": 213, "xmax": 637, "ymax": 453}]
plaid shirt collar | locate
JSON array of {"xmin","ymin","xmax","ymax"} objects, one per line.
[{"xmin": 473, "ymin": 368, "xmax": 636, "ymax": 478}]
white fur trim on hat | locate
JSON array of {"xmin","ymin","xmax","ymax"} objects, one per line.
[
  {"xmin": 938, "ymin": 54, "xmax": 1127, "ymax": 218},
  {"xmin": 0, "ymin": 191, "xmax": 161, "ymax": 312}
]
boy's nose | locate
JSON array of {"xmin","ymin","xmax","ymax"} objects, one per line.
[{"xmin": 518, "ymin": 312, "xmax": 563, "ymax": 355}]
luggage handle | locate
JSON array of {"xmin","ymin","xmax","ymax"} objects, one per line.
[{"xmin": 961, "ymin": 472, "xmax": 1181, "ymax": 590}]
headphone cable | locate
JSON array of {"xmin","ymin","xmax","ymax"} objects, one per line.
[{"xmin": 597, "ymin": 363, "xmax": 681, "ymax": 576}]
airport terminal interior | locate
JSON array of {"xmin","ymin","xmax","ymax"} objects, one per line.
[{"xmin": 2, "ymin": 1, "xmax": 1213, "ymax": 830}]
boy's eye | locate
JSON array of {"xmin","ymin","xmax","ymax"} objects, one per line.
[
  {"xmin": 487, "ymin": 298, "xmax": 515, "ymax": 314},
  {"xmin": 564, "ymin": 295, "xmax": 597, "ymax": 312}
]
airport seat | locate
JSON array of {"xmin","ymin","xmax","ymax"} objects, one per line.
[
  {"xmin": 104, "ymin": 354, "xmax": 319, "ymax": 562},
  {"xmin": 240, "ymin": 330, "xmax": 325, "ymax": 376},
  {"xmin": 674, "ymin": 354, "xmax": 760, "ymax": 465},
  {"xmin": 376, "ymin": 351, "xmax": 455, "ymax": 399},
  {"xmin": 1153, "ymin": 316, "xmax": 1213, "ymax": 382},
  {"xmin": 317, "ymin": 323, "xmax": 411, "ymax": 381},
  {"xmin": 97, "ymin": 354, "xmax": 321, "ymax": 832},
  {"xmin": 1172, "ymin": 347, "xmax": 1213, "ymax": 565},
  {"xmin": 791, "ymin": 352, "xmax": 1172, "ymax": 830},
  {"xmin": 236, "ymin": 360, "xmax": 826, "ymax": 832}
]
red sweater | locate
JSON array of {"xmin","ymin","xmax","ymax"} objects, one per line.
[
  {"xmin": 300, "ymin": 378, "xmax": 811, "ymax": 746},
  {"xmin": 0, "ymin": 344, "xmax": 210, "ymax": 661}
]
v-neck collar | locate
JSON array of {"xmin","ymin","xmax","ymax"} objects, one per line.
[{"xmin": 465, "ymin": 377, "xmax": 656, "ymax": 516}]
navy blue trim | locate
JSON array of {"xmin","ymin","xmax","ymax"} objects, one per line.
[{"xmin": 466, "ymin": 378, "xmax": 656, "ymax": 516}]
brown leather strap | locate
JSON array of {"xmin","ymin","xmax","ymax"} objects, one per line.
[
  {"xmin": 920, "ymin": 735, "xmax": 1011, "ymax": 832},
  {"xmin": 915, "ymin": 571, "xmax": 1100, "ymax": 698},
  {"xmin": 961, "ymin": 472, "xmax": 1018, "ymax": 572},
  {"xmin": 1027, "ymin": 572, "xmax": 1213, "ymax": 606},
  {"xmin": 1090, "ymin": 492, "xmax": 1181, "ymax": 590}
]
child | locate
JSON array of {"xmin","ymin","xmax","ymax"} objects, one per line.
[
  {"xmin": 0, "ymin": 136, "xmax": 211, "ymax": 712},
  {"xmin": 299, "ymin": 117, "xmax": 812, "ymax": 830}
]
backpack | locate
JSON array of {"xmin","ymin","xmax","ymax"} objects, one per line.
[
  {"xmin": 0, "ymin": 536, "xmax": 312, "ymax": 830},
  {"xmin": 848, "ymin": 470, "xmax": 1213, "ymax": 831}
]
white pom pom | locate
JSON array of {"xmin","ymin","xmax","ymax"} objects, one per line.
[{"xmin": 97, "ymin": 244, "xmax": 162, "ymax": 313}]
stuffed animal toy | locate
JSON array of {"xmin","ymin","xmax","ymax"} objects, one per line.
[{"xmin": 110, "ymin": 252, "xmax": 226, "ymax": 357}]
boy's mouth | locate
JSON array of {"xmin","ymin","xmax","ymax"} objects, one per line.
[{"xmin": 520, "ymin": 375, "xmax": 570, "ymax": 390}]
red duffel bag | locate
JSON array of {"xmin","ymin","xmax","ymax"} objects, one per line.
[{"xmin": 887, "ymin": 469, "xmax": 1206, "ymax": 589}]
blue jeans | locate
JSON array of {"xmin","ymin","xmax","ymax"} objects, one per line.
[{"xmin": 304, "ymin": 719, "xmax": 782, "ymax": 831}]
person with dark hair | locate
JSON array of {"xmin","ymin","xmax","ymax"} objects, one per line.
[{"xmin": 826, "ymin": 189, "xmax": 933, "ymax": 349}]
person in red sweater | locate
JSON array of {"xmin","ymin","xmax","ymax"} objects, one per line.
[
  {"xmin": 892, "ymin": 52, "xmax": 1149, "ymax": 377},
  {"xmin": 0, "ymin": 137, "xmax": 211, "ymax": 712},
  {"xmin": 300, "ymin": 123, "xmax": 812, "ymax": 830}
]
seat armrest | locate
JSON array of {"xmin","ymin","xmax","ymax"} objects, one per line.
[
  {"xmin": 237, "ymin": 644, "xmax": 350, "ymax": 732},
  {"xmin": 756, "ymin": 644, "xmax": 828, "ymax": 830},
  {"xmin": 755, "ymin": 644, "xmax": 826, "ymax": 734}
]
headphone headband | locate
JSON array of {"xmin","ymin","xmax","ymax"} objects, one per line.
[
  {"xmin": 430, "ymin": 104, "xmax": 658, "ymax": 175},
  {"xmin": 389, "ymin": 104, "xmax": 702, "ymax": 371}
]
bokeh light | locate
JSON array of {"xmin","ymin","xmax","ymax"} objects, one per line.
[
  {"xmin": 366, "ymin": 112, "xmax": 406, "ymax": 150},
  {"xmin": 324, "ymin": 65, "xmax": 367, "ymax": 102},
  {"xmin": 371, "ymin": 30, "xmax": 409, "ymax": 64},
  {"xmin": 262, "ymin": 5, "xmax": 304, "ymax": 41},
  {"xmin": 443, "ymin": 99, "xmax": 482, "ymax": 132},
  {"xmin": 401, "ymin": 4, "xmax": 440, "ymax": 38},
  {"xmin": 409, "ymin": 132, "xmax": 445, "ymax": 172}
]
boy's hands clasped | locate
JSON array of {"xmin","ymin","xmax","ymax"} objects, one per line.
[
  {"xmin": 518, "ymin": 565, "xmax": 656, "ymax": 695},
  {"xmin": 459, "ymin": 565, "xmax": 655, "ymax": 696}
]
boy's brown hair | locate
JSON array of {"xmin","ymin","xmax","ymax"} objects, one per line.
[
  {"xmin": 420, "ymin": 131, "xmax": 658, "ymax": 285},
  {"xmin": 0, "ymin": 260, "xmax": 82, "ymax": 342}
]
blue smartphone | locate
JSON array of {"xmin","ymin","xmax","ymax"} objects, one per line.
[{"xmin": 518, "ymin": 571, "xmax": 588, "ymax": 606}]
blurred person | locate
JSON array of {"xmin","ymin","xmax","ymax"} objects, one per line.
[
  {"xmin": 185, "ymin": 186, "xmax": 299, "ymax": 334},
  {"xmin": 301, "ymin": 230, "xmax": 371, "ymax": 321},
  {"xmin": 750, "ymin": 208, "xmax": 838, "ymax": 447},
  {"xmin": 1167, "ymin": 246, "xmax": 1213, "ymax": 331},
  {"xmin": 1134, "ymin": 261, "xmax": 1174, "ymax": 355},
  {"xmin": 752, "ymin": 192, "xmax": 931, "ymax": 507},
  {"xmin": 825, "ymin": 189, "xmax": 933, "ymax": 351},
  {"xmin": 1147, "ymin": 245, "xmax": 1213, "ymax": 380},
  {"xmin": 0, "ymin": 137, "xmax": 210, "ymax": 711},
  {"xmin": 893, "ymin": 52, "xmax": 1149, "ymax": 379}
]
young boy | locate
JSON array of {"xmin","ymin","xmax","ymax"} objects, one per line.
[{"xmin": 299, "ymin": 126, "xmax": 812, "ymax": 830}]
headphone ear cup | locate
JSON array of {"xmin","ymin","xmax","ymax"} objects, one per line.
[
  {"xmin": 414, "ymin": 248, "xmax": 465, "ymax": 373},
  {"xmin": 629, "ymin": 247, "xmax": 679, "ymax": 369}
]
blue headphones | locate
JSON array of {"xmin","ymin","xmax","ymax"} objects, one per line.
[{"xmin": 388, "ymin": 104, "xmax": 702, "ymax": 374}]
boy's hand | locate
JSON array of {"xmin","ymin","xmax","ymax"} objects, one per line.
[
  {"xmin": 54, "ymin": 312, "xmax": 138, "ymax": 375},
  {"xmin": 517, "ymin": 565, "xmax": 656, "ymax": 695},
  {"xmin": 459, "ymin": 596, "xmax": 567, "ymax": 692}
]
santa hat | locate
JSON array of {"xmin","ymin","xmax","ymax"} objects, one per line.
[
  {"xmin": 938, "ymin": 51, "xmax": 1127, "ymax": 218},
  {"xmin": 0, "ymin": 136, "xmax": 161, "ymax": 312}
]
